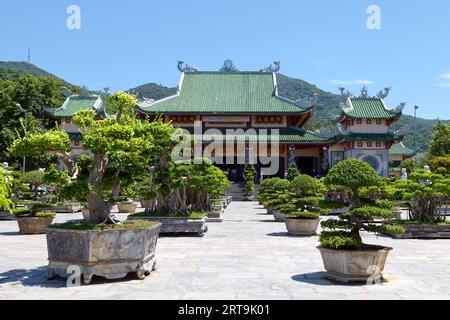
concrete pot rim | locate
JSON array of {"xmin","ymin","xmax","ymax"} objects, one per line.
[
  {"xmin": 46, "ymin": 222, "xmax": 161, "ymax": 234},
  {"xmin": 129, "ymin": 215, "xmax": 207, "ymax": 221},
  {"xmin": 16, "ymin": 216, "xmax": 55, "ymax": 220},
  {"xmin": 317, "ymin": 244, "xmax": 393, "ymax": 253},
  {"xmin": 285, "ymin": 217, "xmax": 320, "ymax": 221}
]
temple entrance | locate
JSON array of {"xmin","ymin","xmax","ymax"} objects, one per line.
[{"xmin": 296, "ymin": 157, "xmax": 319, "ymax": 177}]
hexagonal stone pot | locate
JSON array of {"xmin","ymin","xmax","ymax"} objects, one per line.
[
  {"xmin": 17, "ymin": 217, "xmax": 55, "ymax": 234},
  {"xmin": 46, "ymin": 223, "xmax": 161, "ymax": 284},
  {"xmin": 128, "ymin": 216, "xmax": 208, "ymax": 237},
  {"xmin": 285, "ymin": 217, "xmax": 320, "ymax": 236},
  {"xmin": 317, "ymin": 245, "xmax": 392, "ymax": 283},
  {"xmin": 53, "ymin": 203, "xmax": 82, "ymax": 213}
]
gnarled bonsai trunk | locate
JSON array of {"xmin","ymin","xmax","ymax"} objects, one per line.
[{"xmin": 86, "ymin": 153, "xmax": 110, "ymax": 224}]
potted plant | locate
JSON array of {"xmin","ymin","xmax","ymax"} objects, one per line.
[
  {"xmin": 318, "ymin": 159, "xmax": 404, "ymax": 283},
  {"xmin": 284, "ymin": 210, "xmax": 321, "ymax": 236},
  {"xmin": 0, "ymin": 167, "xmax": 14, "ymax": 219},
  {"xmin": 9, "ymin": 92, "xmax": 173, "ymax": 284},
  {"xmin": 116, "ymin": 185, "xmax": 138, "ymax": 213},
  {"xmin": 243, "ymin": 164, "xmax": 256, "ymax": 201},
  {"xmin": 14, "ymin": 209, "xmax": 56, "ymax": 235},
  {"xmin": 389, "ymin": 169, "xmax": 450, "ymax": 238}
]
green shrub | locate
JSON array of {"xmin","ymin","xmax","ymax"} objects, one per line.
[
  {"xmin": 11, "ymin": 208, "xmax": 30, "ymax": 217},
  {"xmin": 321, "ymin": 158, "xmax": 404, "ymax": 250},
  {"xmin": 287, "ymin": 164, "xmax": 301, "ymax": 181},
  {"xmin": 34, "ymin": 211, "xmax": 56, "ymax": 218},
  {"xmin": 289, "ymin": 211, "xmax": 320, "ymax": 219}
]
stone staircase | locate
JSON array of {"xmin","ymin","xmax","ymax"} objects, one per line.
[{"xmin": 226, "ymin": 183, "xmax": 246, "ymax": 201}]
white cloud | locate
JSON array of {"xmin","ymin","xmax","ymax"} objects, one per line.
[
  {"xmin": 328, "ymin": 79, "xmax": 375, "ymax": 86},
  {"xmin": 441, "ymin": 73, "xmax": 450, "ymax": 81},
  {"xmin": 438, "ymin": 72, "xmax": 450, "ymax": 87}
]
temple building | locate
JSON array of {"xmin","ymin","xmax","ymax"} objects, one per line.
[
  {"xmin": 329, "ymin": 94, "xmax": 404, "ymax": 176},
  {"xmin": 137, "ymin": 61, "xmax": 334, "ymax": 180},
  {"xmin": 43, "ymin": 60, "xmax": 409, "ymax": 179},
  {"xmin": 44, "ymin": 95, "xmax": 109, "ymax": 166}
]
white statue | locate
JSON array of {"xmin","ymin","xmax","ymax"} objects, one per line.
[
  {"xmin": 400, "ymin": 168, "xmax": 408, "ymax": 180},
  {"xmin": 424, "ymin": 165, "xmax": 431, "ymax": 172}
]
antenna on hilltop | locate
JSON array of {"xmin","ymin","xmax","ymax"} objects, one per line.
[{"xmin": 27, "ymin": 49, "xmax": 31, "ymax": 63}]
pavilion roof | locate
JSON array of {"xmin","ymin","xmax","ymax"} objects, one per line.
[
  {"xmin": 389, "ymin": 142, "xmax": 415, "ymax": 155},
  {"xmin": 341, "ymin": 97, "xmax": 402, "ymax": 120},
  {"xmin": 137, "ymin": 72, "xmax": 313, "ymax": 115},
  {"xmin": 44, "ymin": 95, "xmax": 110, "ymax": 119}
]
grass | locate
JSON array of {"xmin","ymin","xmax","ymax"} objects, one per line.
[
  {"xmin": 130, "ymin": 211, "xmax": 207, "ymax": 218},
  {"xmin": 48, "ymin": 220, "xmax": 158, "ymax": 231}
]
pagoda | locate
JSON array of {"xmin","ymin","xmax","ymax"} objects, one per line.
[
  {"xmin": 329, "ymin": 87, "xmax": 404, "ymax": 176},
  {"xmin": 137, "ymin": 60, "xmax": 334, "ymax": 180}
]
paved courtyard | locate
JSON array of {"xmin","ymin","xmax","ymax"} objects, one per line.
[{"xmin": 0, "ymin": 201, "xmax": 449, "ymax": 300}]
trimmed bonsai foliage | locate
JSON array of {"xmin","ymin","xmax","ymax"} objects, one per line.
[
  {"xmin": 429, "ymin": 156, "xmax": 450, "ymax": 176},
  {"xmin": 286, "ymin": 164, "xmax": 301, "ymax": 181},
  {"xmin": 10, "ymin": 92, "xmax": 180, "ymax": 224},
  {"xmin": 243, "ymin": 164, "xmax": 256, "ymax": 195},
  {"xmin": 320, "ymin": 159, "xmax": 404, "ymax": 250},
  {"xmin": 141, "ymin": 158, "xmax": 230, "ymax": 214},
  {"xmin": 394, "ymin": 169, "xmax": 450, "ymax": 223},
  {"xmin": 0, "ymin": 168, "xmax": 13, "ymax": 213},
  {"xmin": 49, "ymin": 220, "xmax": 157, "ymax": 231}
]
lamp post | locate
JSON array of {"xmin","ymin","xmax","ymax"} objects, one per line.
[
  {"xmin": 413, "ymin": 105, "xmax": 419, "ymax": 163},
  {"xmin": 16, "ymin": 103, "xmax": 27, "ymax": 173}
]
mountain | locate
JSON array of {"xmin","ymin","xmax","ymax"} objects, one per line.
[
  {"xmin": 127, "ymin": 83, "xmax": 177, "ymax": 101},
  {"xmin": 0, "ymin": 61, "xmax": 55, "ymax": 80},
  {"xmin": 0, "ymin": 61, "xmax": 444, "ymax": 153}
]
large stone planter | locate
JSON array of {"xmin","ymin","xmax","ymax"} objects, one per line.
[
  {"xmin": 273, "ymin": 210, "xmax": 288, "ymax": 222},
  {"xmin": 317, "ymin": 245, "xmax": 393, "ymax": 283},
  {"xmin": 0, "ymin": 211, "xmax": 14, "ymax": 221},
  {"xmin": 17, "ymin": 217, "xmax": 55, "ymax": 234},
  {"xmin": 389, "ymin": 224, "xmax": 450, "ymax": 239},
  {"xmin": 46, "ymin": 223, "xmax": 161, "ymax": 284},
  {"xmin": 206, "ymin": 205, "xmax": 223, "ymax": 222},
  {"xmin": 53, "ymin": 203, "xmax": 82, "ymax": 213},
  {"xmin": 128, "ymin": 216, "xmax": 208, "ymax": 237},
  {"xmin": 285, "ymin": 217, "xmax": 320, "ymax": 236},
  {"xmin": 117, "ymin": 202, "xmax": 137, "ymax": 213},
  {"xmin": 266, "ymin": 206, "xmax": 275, "ymax": 215},
  {"xmin": 244, "ymin": 194, "xmax": 255, "ymax": 201}
]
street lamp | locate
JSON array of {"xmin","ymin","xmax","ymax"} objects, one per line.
[
  {"xmin": 16, "ymin": 103, "xmax": 27, "ymax": 173},
  {"xmin": 413, "ymin": 105, "xmax": 419, "ymax": 163}
]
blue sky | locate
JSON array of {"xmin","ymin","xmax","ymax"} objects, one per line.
[{"xmin": 1, "ymin": 0, "xmax": 449, "ymax": 119}]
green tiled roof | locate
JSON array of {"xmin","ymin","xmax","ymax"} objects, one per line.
[
  {"xmin": 182, "ymin": 127, "xmax": 333, "ymax": 143},
  {"xmin": 67, "ymin": 132, "xmax": 83, "ymax": 141},
  {"xmin": 138, "ymin": 72, "xmax": 312, "ymax": 115},
  {"xmin": 389, "ymin": 142, "xmax": 415, "ymax": 155},
  {"xmin": 339, "ymin": 131, "xmax": 403, "ymax": 142},
  {"xmin": 342, "ymin": 97, "xmax": 402, "ymax": 120},
  {"xmin": 45, "ymin": 96, "xmax": 107, "ymax": 119}
]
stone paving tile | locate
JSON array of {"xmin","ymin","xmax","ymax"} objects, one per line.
[{"xmin": 1, "ymin": 201, "xmax": 450, "ymax": 300}]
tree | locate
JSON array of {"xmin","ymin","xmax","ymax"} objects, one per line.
[
  {"xmin": 243, "ymin": 164, "xmax": 256, "ymax": 195},
  {"xmin": 286, "ymin": 164, "xmax": 301, "ymax": 181},
  {"xmin": 0, "ymin": 167, "xmax": 13, "ymax": 212},
  {"xmin": 321, "ymin": 159, "xmax": 403, "ymax": 249},
  {"xmin": 10, "ymin": 92, "xmax": 178, "ymax": 224},
  {"xmin": 429, "ymin": 121, "xmax": 450, "ymax": 158},
  {"xmin": 429, "ymin": 156, "xmax": 450, "ymax": 176},
  {"xmin": 394, "ymin": 169, "xmax": 450, "ymax": 222},
  {"xmin": 400, "ymin": 158, "xmax": 416, "ymax": 174}
]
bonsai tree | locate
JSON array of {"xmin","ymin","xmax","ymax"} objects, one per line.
[
  {"xmin": 10, "ymin": 91, "xmax": 178, "ymax": 224},
  {"xmin": 0, "ymin": 167, "xmax": 13, "ymax": 213},
  {"xmin": 321, "ymin": 158, "xmax": 404, "ymax": 249},
  {"xmin": 429, "ymin": 156, "xmax": 450, "ymax": 176},
  {"xmin": 394, "ymin": 169, "xmax": 450, "ymax": 223},
  {"xmin": 286, "ymin": 164, "xmax": 301, "ymax": 181},
  {"xmin": 243, "ymin": 164, "xmax": 256, "ymax": 196}
]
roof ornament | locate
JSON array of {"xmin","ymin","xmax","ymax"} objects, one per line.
[
  {"xmin": 260, "ymin": 61, "xmax": 280, "ymax": 73},
  {"xmin": 338, "ymin": 87, "xmax": 352, "ymax": 98},
  {"xmin": 177, "ymin": 61, "xmax": 198, "ymax": 72},
  {"xmin": 360, "ymin": 86, "xmax": 369, "ymax": 98},
  {"xmin": 376, "ymin": 87, "xmax": 391, "ymax": 99},
  {"xmin": 395, "ymin": 102, "xmax": 406, "ymax": 113},
  {"xmin": 219, "ymin": 59, "xmax": 239, "ymax": 73}
]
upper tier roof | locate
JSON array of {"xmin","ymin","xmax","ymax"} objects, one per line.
[
  {"xmin": 137, "ymin": 72, "xmax": 313, "ymax": 115},
  {"xmin": 45, "ymin": 96, "xmax": 109, "ymax": 119},
  {"xmin": 389, "ymin": 142, "xmax": 415, "ymax": 155},
  {"xmin": 341, "ymin": 97, "xmax": 402, "ymax": 120}
]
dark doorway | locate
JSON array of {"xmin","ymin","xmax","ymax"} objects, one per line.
[{"xmin": 296, "ymin": 157, "xmax": 319, "ymax": 177}]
